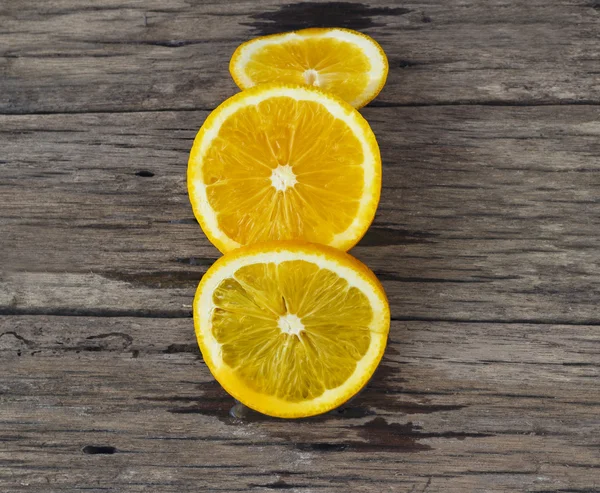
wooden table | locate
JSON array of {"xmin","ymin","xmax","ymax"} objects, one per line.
[{"xmin": 2, "ymin": 1, "xmax": 599, "ymax": 492}]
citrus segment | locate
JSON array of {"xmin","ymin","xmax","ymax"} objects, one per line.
[
  {"xmin": 230, "ymin": 28, "xmax": 388, "ymax": 108},
  {"xmin": 188, "ymin": 84, "xmax": 381, "ymax": 253},
  {"xmin": 194, "ymin": 242, "xmax": 390, "ymax": 418}
]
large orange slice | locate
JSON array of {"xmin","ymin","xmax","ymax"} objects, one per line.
[
  {"xmin": 187, "ymin": 83, "xmax": 381, "ymax": 253},
  {"xmin": 194, "ymin": 241, "xmax": 390, "ymax": 418}
]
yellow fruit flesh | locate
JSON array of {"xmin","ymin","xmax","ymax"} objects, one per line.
[
  {"xmin": 210, "ymin": 260, "xmax": 373, "ymax": 402},
  {"xmin": 202, "ymin": 96, "xmax": 365, "ymax": 246},
  {"xmin": 243, "ymin": 37, "xmax": 371, "ymax": 104}
]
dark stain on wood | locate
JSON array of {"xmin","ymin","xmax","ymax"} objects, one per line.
[
  {"xmin": 356, "ymin": 227, "xmax": 437, "ymax": 247},
  {"xmin": 324, "ymin": 406, "xmax": 376, "ymax": 419},
  {"xmin": 353, "ymin": 418, "xmax": 433, "ymax": 452},
  {"xmin": 153, "ymin": 380, "xmax": 233, "ymax": 417},
  {"xmin": 295, "ymin": 419, "xmax": 439, "ymax": 453},
  {"xmin": 356, "ymin": 417, "xmax": 493, "ymax": 450},
  {"xmin": 249, "ymin": 479, "xmax": 298, "ymax": 490},
  {"xmin": 134, "ymin": 170, "xmax": 154, "ymax": 177},
  {"xmin": 247, "ymin": 2, "xmax": 411, "ymax": 35},
  {"xmin": 396, "ymin": 59, "xmax": 421, "ymax": 68},
  {"xmin": 163, "ymin": 343, "xmax": 199, "ymax": 355},
  {"xmin": 168, "ymin": 218, "xmax": 199, "ymax": 225},
  {"xmin": 82, "ymin": 445, "xmax": 117, "ymax": 455},
  {"xmin": 360, "ymin": 361, "xmax": 402, "ymax": 390}
]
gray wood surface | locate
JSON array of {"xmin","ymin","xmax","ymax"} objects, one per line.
[
  {"xmin": 1, "ymin": 317, "xmax": 598, "ymax": 492},
  {"xmin": 1, "ymin": 1, "xmax": 599, "ymax": 492},
  {"xmin": 2, "ymin": 0, "xmax": 600, "ymax": 113}
]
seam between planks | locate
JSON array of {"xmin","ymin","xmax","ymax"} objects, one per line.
[
  {"xmin": 2, "ymin": 308, "xmax": 600, "ymax": 326},
  {"xmin": 1, "ymin": 101, "xmax": 600, "ymax": 117}
]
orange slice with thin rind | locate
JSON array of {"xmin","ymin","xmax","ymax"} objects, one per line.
[
  {"xmin": 230, "ymin": 28, "xmax": 388, "ymax": 108},
  {"xmin": 188, "ymin": 83, "xmax": 381, "ymax": 253},
  {"xmin": 194, "ymin": 241, "xmax": 390, "ymax": 418}
]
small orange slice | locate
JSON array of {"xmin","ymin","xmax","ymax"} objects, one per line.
[{"xmin": 230, "ymin": 28, "xmax": 388, "ymax": 108}]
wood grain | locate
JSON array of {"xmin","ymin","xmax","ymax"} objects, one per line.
[
  {"xmin": 1, "ymin": 1, "xmax": 600, "ymax": 491},
  {"xmin": 1, "ymin": 0, "xmax": 599, "ymax": 114},
  {"xmin": 1, "ymin": 316, "xmax": 598, "ymax": 492},
  {"xmin": 2, "ymin": 106, "xmax": 599, "ymax": 322}
]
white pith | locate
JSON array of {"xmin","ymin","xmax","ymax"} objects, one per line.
[
  {"xmin": 278, "ymin": 313, "xmax": 304, "ymax": 335},
  {"xmin": 270, "ymin": 164, "xmax": 297, "ymax": 192}
]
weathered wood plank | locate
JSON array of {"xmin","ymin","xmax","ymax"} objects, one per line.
[
  {"xmin": 0, "ymin": 316, "xmax": 598, "ymax": 492},
  {"xmin": 2, "ymin": 106, "xmax": 599, "ymax": 322},
  {"xmin": 1, "ymin": 0, "xmax": 599, "ymax": 113},
  {"xmin": 2, "ymin": 1, "xmax": 599, "ymax": 491}
]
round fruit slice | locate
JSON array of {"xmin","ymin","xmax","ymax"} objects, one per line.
[
  {"xmin": 194, "ymin": 241, "xmax": 390, "ymax": 418},
  {"xmin": 230, "ymin": 28, "xmax": 388, "ymax": 108},
  {"xmin": 188, "ymin": 83, "xmax": 381, "ymax": 253}
]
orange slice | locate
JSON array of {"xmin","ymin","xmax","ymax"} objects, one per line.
[
  {"xmin": 230, "ymin": 28, "xmax": 388, "ymax": 108},
  {"xmin": 194, "ymin": 241, "xmax": 390, "ymax": 418},
  {"xmin": 187, "ymin": 83, "xmax": 381, "ymax": 253}
]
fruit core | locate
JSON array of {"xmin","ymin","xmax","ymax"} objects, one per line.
[
  {"xmin": 270, "ymin": 164, "xmax": 298, "ymax": 192},
  {"xmin": 278, "ymin": 313, "xmax": 304, "ymax": 336}
]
